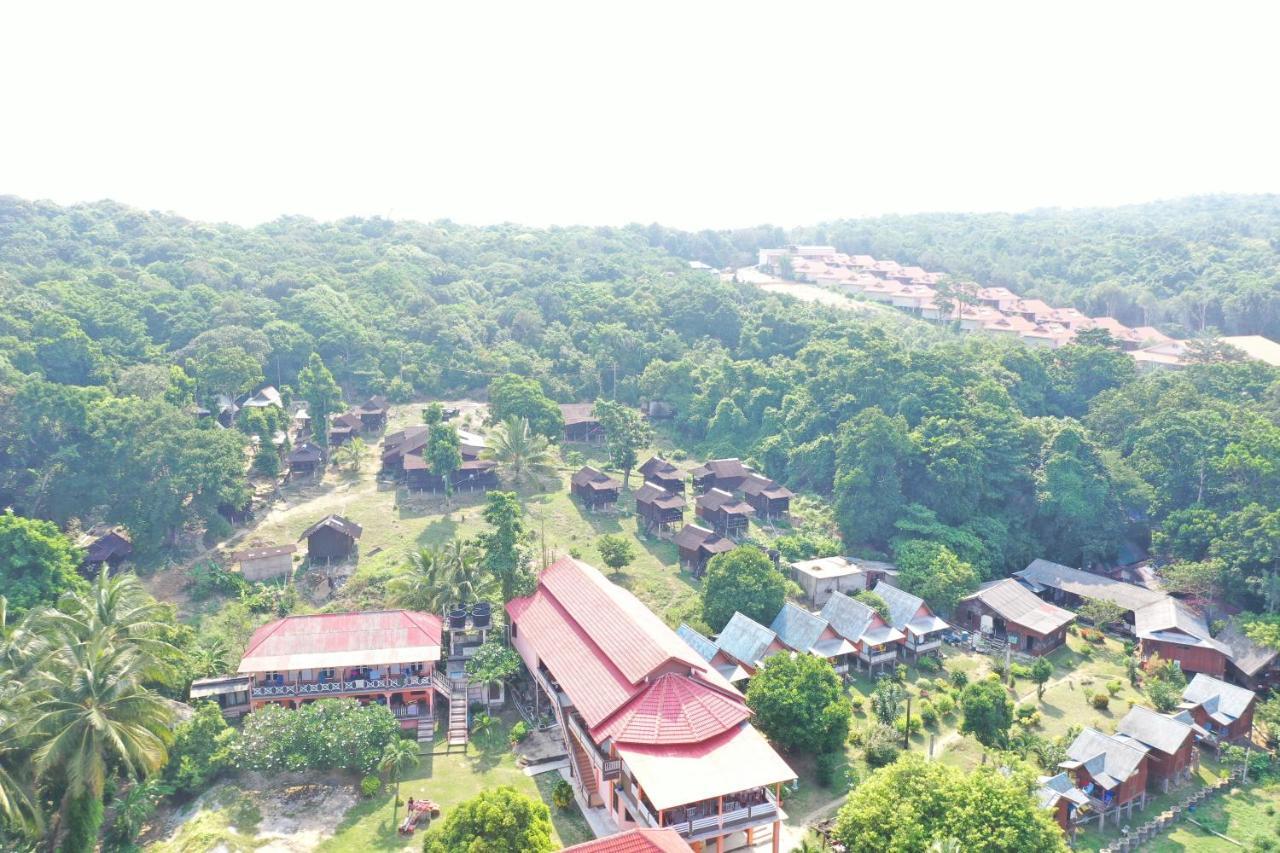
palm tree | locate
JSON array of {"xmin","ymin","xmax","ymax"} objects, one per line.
[
  {"xmin": 379, "ymin": 737, "xmax": 420, "ymax": 830},
  {"xmin": 186, "ymin": 635, "xmax": 232, "ymax": 681},
  {"xmin": 390, "ymin": 545, "xmax": 453, "ymax": 613},
  {"xmin": 441, "ymin": 539, "xmax": 484, "ymax": 604},
  {"xmin": 29, "ymin": 634, "xmax": 173, "ymax": 852},
  {"xmin": 335, "ymin": 437, "xmax": 367, "ymax": 471},
  {"xmin": 485, "ymin": 416, "xmax": 556, "ymax": 489}
]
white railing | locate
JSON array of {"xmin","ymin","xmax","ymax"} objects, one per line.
[
  {"xmin": 910, "ymin": 638, "xmax": 942, "ymax": 653},
  {"xmin": 566, "ymin": 714, "xmax": 623, "ymax": 781},
  {"xmin": 667, "ymin": 789, "xmax": 780, "ymax": 838},
  {"xmin": 251, "ymin": 674, "xmax": 432, "ymax": 699},
  {"xmin": 859, "ymin": 650, "xmax": 898, "ymax": 664}
]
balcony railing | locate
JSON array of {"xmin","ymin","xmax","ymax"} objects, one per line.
[
  {"xmin": 858, "ymin": 649, "xmax": 899, "ymax": 664},
  {"xmin": 251, "ymin": 674, "xmax": 432, "ymax": 699},
  {"xmin": 566, "ymin": 714, "xmax": 622, "ymax": 781},
  {"xmin": 908, "ymin": 637, "xmax": 942, "ymax": 653},
  {"xmin": 663, "ymin": 789, "xmax": 781, "ymax": 839}
]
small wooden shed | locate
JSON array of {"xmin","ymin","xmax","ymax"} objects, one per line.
[
  {"xmin": 300, "ymin": 515, "xmax": 363, "ymax": 562},
  {"xmin": 286, "ymin": 442, "xmax": 326, "ymax": 478},
  {"xmin": 356, "ymin": 396, "xmax": 390, "ymax": 431},
  {"xmin": 570, "ymin": 466, "xmax": 621, "ymax": 509},
  {"xmin": 236, "ymin": 543, "xmax": 298, "ymax": 581},
  {"xmin": 77, "ymin": 525, "xmax": 133, "ymax": 575}
]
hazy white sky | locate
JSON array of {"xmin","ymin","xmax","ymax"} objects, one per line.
[{"xmin": 1, "ymin": 1, "xmax": 1278, "ymax": 229}]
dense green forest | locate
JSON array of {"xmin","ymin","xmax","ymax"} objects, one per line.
[
  {"xmin": 645, "ymin": 195, "xmax": 1280, "ymax": 338},
  {"xmin": 0, "ymin": 195, "xmax": 1276, "ymax": 594}
]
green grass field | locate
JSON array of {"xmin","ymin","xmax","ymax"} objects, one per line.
[{"xmin": 1147, "ymin": 783, "xmax": 1280, "ymax": 851}]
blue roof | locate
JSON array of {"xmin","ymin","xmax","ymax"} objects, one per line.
[
  {"xmin": 716, "ymin": 612, "xmax": 778, "ymax": 666},
  {"xmin": 769, "ymin": 602, "xmax": 827, "ymax": 653},
  {"xmin": 676, "ymin": 623, "xmax": 717, "ymax": 663}
]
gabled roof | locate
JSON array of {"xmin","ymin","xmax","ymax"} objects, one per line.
[
  {"xmin": 562, "ymin": 828, "xmax": 693, "ymax": 853},
  {"xmin": 298, "ymin": 514, "xmax": 363, "ymax": 541},
  {"xmin": 1133, "ymin": 598, "xmax": 1228, "ymax": 654},
  {"xmin": 871, "ymin": 582, "xmax": 926, "ymax": 630},
  {"xmin": 820, "ymin": 590, "xmax": 901, "ymax": 646},
  {"xmin": 1062, "ymin": 727, "xmax": 1147, "ymax": 789},
  {"xmin": 1037, "ymin": 773, "xmax": 1090, "ymax": 809},
  {"xmin": 676, "ymin": 624, "xmax": 719, "ymax": 662},
  {"xmin": 560, "ymin": 403, "xmax": 598, "ymax": 425},
  {"xmin": 329, "ymin": 411, "xmax": 363, "ymax": 431},
  {"xmin": 238, "ymin": 610, "xmax": 442, "ymax": 672},
  {"xmin": 593, "ymin": 672, "xmax": 750, "ymax": 745},
  {"xmin": 635, "ymin": 481, "xmax": 685, "ymax": 509},
  {"xmin": 639, "ymin": 456, "xmax": 681, "ymax": 479},
  {"xmin": 287, "ymin": 442, "xmax": 325, "ymax": 463},
  {"xmin": 356, "ymin": 395, "xmax": 389, "ymax": 414},
  {"xmin": 962, "ymin": 579, "xmax": 1075, "ymax": 635},
  {"xmin": 673, "ymin": 524, "xmax": 734, "ymax": 555},
  {"xmin": 1215, "ymin": 618, "xmax": 1277, "ymax": 676},
  {"xmin": 1182, "ymin": 674, "xmax": 1256, "ymax": 725},
  {"xmin": 696, "ymin": 488, "xmax": 754, "ymax": 516},
  {"xmin": 716, "ymin": 612, "xmax": 778, "ymax": 667},
  {"xmin": 572, "ymin": 466, "xmax": 621, "ymax": 490},
  {"xmin": 690, "ymin": 458, "xmax": 751, "ymax": 480},
  {"xmin": 740, "ymin": 474, "xmax": 794, "ymax": 500},
  {"xmin": 1115, "ymin": 705, "xmax": 1194, "ymax": 756},
  {"xmin": 242, "ymin": 386, "xmax": 283, "ymax": 408},
  {"xmin": 769, "ymin": 602, "xmax": 828, "ymax": 653},
  {"xmin": 1016, "ymin": 559, "xmax": 1165, "ymax": 612}
]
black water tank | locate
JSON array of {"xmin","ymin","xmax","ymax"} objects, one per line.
[
  {"xmin": 447, "ymin": 606, "xmax": 467, "ymax": 630},
  {"xmin": 471, "ymin": 601, "xmax": 491, "ymax": 629}
]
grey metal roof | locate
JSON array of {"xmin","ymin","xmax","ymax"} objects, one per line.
[
  {"xmin": 1133, "ymin": 598, "xmax": 1229, "ymax": 654},
  {"xmin": 820, "ymin": 591, "xmax": 877, "ymax": 643},
  {"xmin": 1182, "ymin": 674, "xmax": 1256, "ymax": 724},
  {"xmin": 1215, "ymin": 618, "xmax": 1276, "ymax": 676},
  {"xmin": 676, "ymin": 623, "xmax": 717, "ymax": 663},
  {"xmin": 716, "ymin": 612, "xmax": 778, "ymax": 667},
  {"xmin": 1062, "ymin": 727, "xmax": 1147, "ymax": 789},
  {"xmin": 1037, "ymin": 773, "xmax": 1089, "ymax": 809},
  {"xmin": 963, "ymin": 579, "xmax": 1075, "ymax": 635},
  {"xmin": 1016, "ymin": 559, "xmax": 1165, "ymax": 612},
  {"xmin": 1116, "ymin": 706, "xmax": 1194, "ymax": 756},
  {"xmin": 872, "ymin": 581, "xmax": 929, "ymax": 631},
  {"xmin": 298, "ymin": 514, "xmax": 362, "ymax": 541},
  {"xmin": 769, "ymin": 603, "xmax": 828, "ymax": 653}
]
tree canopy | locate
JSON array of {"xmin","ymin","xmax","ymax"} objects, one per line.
[
  {"xmin": 745, "ymin": 653, "xmax": 850, "ymax": 754},
  {"xmin": 701, "ymin": 546, "xmax": 787, "ymax": 632},
  {"xmin": 421, "ymin": 785, "xmax": 554, "ymax": 853}
]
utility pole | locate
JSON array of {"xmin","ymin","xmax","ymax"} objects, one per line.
[{"xmin": 903, "ymin": 696, "xmax": 912, "ymax": 750}]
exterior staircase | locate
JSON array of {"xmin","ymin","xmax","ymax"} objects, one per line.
[
  {"xmin": 447, "ymin": 681, "xmax": 469, "ymax": 751},
  {"xmin": 416, "ymin": 716, "xmax": 435, "ymax": 748},
  {"xmin": 568, "ymin": 730, "xmax": 600, "ymax": 801}
]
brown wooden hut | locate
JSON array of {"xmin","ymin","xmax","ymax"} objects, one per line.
[
  {"xmin": 327, "ymin": 411, "xmax": 363, "ymax": 446},
  {"xmin": 300, "ymin": 515, "xmax": 362, "ymax": 562},
  {"xmin": 695, "ymin": 488, "xmax": 754, "ymax": 537},
  {"xmin": 690, "ymin": 458, "xmax": 752, "ymax": 493},
  {"xmin": 452, "ymin": 459, "xmax": 499, "ymax": 493},
  {"xmin": 635, "ymin": 481, "xmax": 686, "ymax": 535},
  {"xmin": 560, "ymin": 403, "xmax": 604, "ymax": 443},
  {"xmin": 638, "ymin": 456, "xmax": 685, "ymax": 494},
  {"xmin": 674, "ymin": 523, "xmax": 734, "ymax": 576},
  {"xmin": 570, "ymin": 466, "xmax": 621, "ymax": 509},
  {"xmin": 356, "ymin": 396, "xmax": 390, "ymax": 431},
  {"xmin": 286, "ymin": 442, "xmax": 326, "ymax": 478},
  {"xmin": 740, "ymin": 474, "xmax": 794, "ymax": 520},
  {"xmin": 77, "ymin": 525, "xmax": 133, "ymax": 575}
]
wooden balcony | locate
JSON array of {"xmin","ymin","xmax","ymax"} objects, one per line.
[
  {"xmin": 250, "ymin": 673, "xmax": 434, "ymax": 699},
  {"xmin": 566, "ymin": 713, "xmax": 622, "ymax": 781},
  {"xmin": 858, "ymin": 649, "xmax": 898, "ymax": 665}
]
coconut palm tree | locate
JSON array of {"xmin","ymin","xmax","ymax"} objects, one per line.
[
  {"xmin": 335, "ymin": 436, "xmax": 367, "ymax": 471},
  {"xmin": 379, "ymin": 737, "xmax": 420, "ymax": 830},
  {"xmin": 485, "ymin": 416, "xmax": 557, "ymax": 489},
  {"xmin": 186, "ymin": 635, "xmax": 232, "ymax": 681},
  {"xmin": 390, "ymin": 545, "xmax": 454, "ymax": 613},
  {"xmin": 441, "ymin": 539, "xmax": 485, "ymax": 604},
  {"xmin": 29, "ymin": 634, "xmax": 173, "ymax": 852}
]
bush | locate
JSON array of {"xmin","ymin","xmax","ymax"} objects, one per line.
[
  {"xmin": 360, "ymin": 775, "xmax": 382, "ymax": 798},
  {"xmin": 850, "ymin": 696, "xmax": 865, "ymax": 713},
  {"xmin": 746, "ymin": 654, "xmax": 850, "ymax": 754},
  {"xmin": 1010, "ymin": 663, "xmax": 1032, "ymax": 680},
  {"xmin": 916, "ymin": 656, "xmax": 941, "ymax": 674},
  {"xmin": 1089, "ymin": 692, "xmax": 1111, "ymax": 710},
  {"xmin": 551, "ymin": 779, "xmax": 575, "ymax": 811},
  {"xmin": 950, "ymin": 670, "xmax": 969, "ymax": 689},
  {"xmin": 164, "ymin": 701, "xmax": 236, "ymax": 796},
  {"xmin": 509, "ymin": 721, "xmax": 530, "ymax": 745},
  {"xmin": 863, "ymin": 724, "xmax": 902, "ymax": 768},
  {"xmin": 815, "ymin": 751, "xmax": 851, "ymax": 791},
  {"xmin": 1106, "ymin": 679, "xmax": 1124, "ymax": 696},
  {"xmin": 233, "ymin": 699, "xmax": 400, "ymax": 775},
  {"xmin": 933, "ymin": 694, "xmax": 956, "ymax": 716},
  {"xmin": 933, "ymin": 677, "xmax": 951, "ymax": 692},
  {"xmin": 894, "ymin": 664, "xmax": 908, "ymax": 683},
  {"xmin": 1015, "ymin": 703, "xmax": 1038, "ymax": 724},
  {"xmin": 919, "ymin": 701, "xmax": 938, "ymax": 728},
  {"xmin": 894, "ymin": 713, "xmax": 921, "ymax": 737}
]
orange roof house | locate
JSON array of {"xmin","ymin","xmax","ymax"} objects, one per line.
[
  {"xmin": 507, "ymin": 557, "xmax": 795, "ymax": 850},
  {"xmin": 563, "ymin": 828, "xmax": 693, "ymax": 853}
]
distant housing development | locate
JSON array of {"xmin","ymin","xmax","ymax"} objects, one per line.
[{"xmin": 756, "ymin": 245, "xmax": 1280, "ymax": 371}]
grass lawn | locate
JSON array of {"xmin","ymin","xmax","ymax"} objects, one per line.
[
  {"xmin": 1147, "ymin": 782, "xmax": 1280, "ymax": 852},
  {"xmin": 318, "ymin": 714, "xmax": 593, "ymax": 851},
  {"xmin": 1073, "ymin": 758, "xmax": 1232, "ymax": 852}
]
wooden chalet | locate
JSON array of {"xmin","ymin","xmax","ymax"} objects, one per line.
[
  {"xmin": 871, "ymin": 582, "xmax": 949, "ymax": 660},
  {"xmin": 1059, "ymin": 728, "xmax": 1149, "ymax": 827},
  {"xmin": 635, "ymin": 481, "xmax": 686, "ymax": 535},
  {"xmin": 355, "ymin": 396, "xmax": 390, "ymax": 431},
  {"xmin": 739, "ymin": 474, "xmax": 793, "ymax": 521},
  {"xmin": 712, "ymin": 612, "xmax": 790, "ymax": 677},
  {"xmin": 674, "ymin": 524, "xmax": 734, "ymax": 576},
  {"xmin": 1016, "ymin": 558, "xmax": 1230, "ymax": 677},
  {"xmin": 1217, "ymin": 617, "xmax": 1280, "ymax": 692},
  {"xmin": 675, "ymin": 624, "xmax": 752, "ymax": 685},
  {"xmin": 561, "ymin": 403, "xmax": 605, "ymax": 443},
  {"xmin": 790, "ymin": 556, "xmax": 898, "ymax": 608},
  {"xmin": 77, "ymin": 525, "xmax": 133, "ymax": 574},
  {"xmin": 1114, "ymin": 706, "xmax": 1197, "ymax": 792},
  {"xmin": 571, "ymin": 466, "xmax": 622, "ymax": 510},
  {"xmin": 236, "ymin": 610, "xmax": 444, "ymax": 728},
  {"xmin": 327, "ymin": 411, "xmax": 364, "ymax": 446},
  {"xmin": 638, "ymin": 456, "xmax": 685, "ymax": 494},
  {"xmin": 694, "ymin": 488, "xmax": 754, "ymax": 538},
  {"xmin": 286, "ymin": 442, "xmax": 325, "ymax": 478},
  {"xmin": 819, "ymin": 591, "xmax": 905, "ymax": 674},
  {"xmin": 768, "ymin": 602, "xmax": 856, "ymax": 668},
  {"xmin": 955, "ymin": 579, "xmax": 1075, "ymax": 656},
  {"xmin": 690, "ymin": 458, "xmax": 752, "ymax": 494},
  {"xmin": 452, "ymin": 459, "xmax": 498, "ymax": 493},
  {"xmin": 562, "ymin": 827, "xmax": 693, "ymax": 853},
  {"xmin": 507, "ymin": 558, "xmax": 795, "ymax": 851},
  {"xmin": 300, "ymin": 514, "xmax": 362, "ymax": 562},
  {"xmin": 189, "ymin": 675, "xmax": 253, "ymax": 718},
  {"xmin": 236, "ymin": 544, "xmax": 297, "ymax": 582},
  {"xmin": 1180, "ymin": 674, "xmax": 1256, "ymax": 744},
  {"xmin": 1037, "ymin": 772, "xmax": 1091, "ymax": 833}
]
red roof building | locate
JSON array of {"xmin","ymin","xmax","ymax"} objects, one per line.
[
  {"xmin": 508, "ymin": 557, "xmax": 795, "ymax": 851},
  {"xmin": 237, "ymin": 610, "xmax": 444, "ymax": 727},
  {"xmin": 563, "ymin": 828, "xmax": 693, "ymax": 853}
]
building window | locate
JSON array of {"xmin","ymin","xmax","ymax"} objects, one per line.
[{"xmin": 319, "ymin": 668, "xmax": 335, "ymax": 681}]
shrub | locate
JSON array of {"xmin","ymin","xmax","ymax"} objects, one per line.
[
  {"xmin": 164, "ymin": 701, "xmax": 236, "ymax": 796},
  {"xmin": 919, "ymin": 701, "xmax": 938, "ymax": 728},
  {"xmin": 934, "ymin": 694, "xmax": 956, "ymax": 716},
  {"xmin": 894, "ymin": 664, "xmax": 908, "ymax": 683},
  {"xmin": 894, "ymin": 713, "xmax": 921, "ymax": 737},
  {"xmin": 422, "ymin": 786, "xmax": 554, "ymax": 853},
  {"xmin": 815, "ymin": 751, "xmax": 850, "ymax": 790},
  {"xmin": 360, "ymin": 775, "xmax": 382, "ymax": 798},
  {"xmin": 551, "ymin": 779, "xmax": 575, "ymax": 810},
  {"xmin": 1010, "ymin": 663, "xmax": 1032, "ymax": 680},
  {"xmin": 1106, "ymin": 679, "xmax": 1124, "ymax": 696},
  {"xmin": 863, "ymin": 724, "xmax": 902, "ymax": 768},
  {"xmin": 1015, "ymin": 703, "xmax": 1038, "ymax": 724},
  {"xmin": 916, "ymin": 656, "xmax": 941, "ymax": 674},
  {"xmin": 233, "ymin": 699, "xmax": 400, "ymax": 775},
  {"xmin": 950, "ymin": 670, "xmax": 969, "ymax": 689},
  {"xmin": 933, "ymin": 677, "xmax": 952, "ymax": 692},
  {"xmin": 851, "ymin": 696, "xmax": 865, "ymax": 713},
  {"xmin": 1090, "ymin": 692, "xmax": 1111, "ymax": 710},
  {"xmin": 509, "ymin": 721, "xmax": 530, "ymax": 745}
]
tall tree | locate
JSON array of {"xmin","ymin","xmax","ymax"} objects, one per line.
[
  {"xmin": 834, "ymin": 409, "xmax": 915, "ymax": 547},
  {"xmin": 701, "ymin": 546, "xmax": 787, "ymax": 632},
  {"xmin": 296, "ymin": 353, "xmax": 343, "ymax": 445},
  {"xmin": 484, "ymin": 416, "xmax": 556, "ymax": 489},
  {"xmin": 477, "ymin": 492, "xmax": 532, "ymax": 602},
  {"xmin": 427, "ymin": 423, "xmax": 462, "ymax": 505},
  {"xmin": 592, "ymin": 400, "xmax": 652, "ymax": 487},
  {"xmin": 746, "ymin": 653, "xmax": 850, "ymax": 754},
  {"xmin": 892, "ymin": 540, "xmax": 979, "ymax": 614},
  {"xmin": 959, "ymin": 678, "xmax": 1014, "ymax": 749},
  {"xmin": 0, "ymin": 510, "xmax": 86, "ymax": 616},
  {"xmin": 486, "ymin": 375, "xmax": 563, "ymax": 440},
  {"xmin": 379, "ymin": 737, "xmax": 419, "ymax": 831}
]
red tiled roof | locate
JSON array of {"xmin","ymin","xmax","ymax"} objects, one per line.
[
  {"xmin": 562, "ymin": 828, "xmax": 693, "ymax": 853},
  {"xmin": 593, "ymin": 673, "xmax": 750, "ymax": 745},
  {"xmin": 238, "ymin": 610, "xmax": 442, "ymax": 673}
]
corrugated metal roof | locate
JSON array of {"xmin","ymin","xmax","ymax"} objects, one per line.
[
  {"xmin": 769, "ymin": 602, "xmax": 827, "ymax": 653},
  {"xmin": 820, "ymin": 591, "xmax": 877, "ymax": 643},
  {"xmin": 716, "ymin": 612, "xmax": 778, "ymax": 667},
  {"xmin": 1062, "ymin": 727, "xmax": 1146, "ymax": 788},
  {"xmin": 1016, "ymin": 559, "xmax": 1164, "ymax": 612},
  {"xmin": 963, "ymin": 579, "xmax": 1074, "ymax": 635},
  {"xmin": 1116, "ymin": 706, "xmax": 1194, "ymax": 755},
  {"xmin": 676, "ymin": 624, "xmax": 717, "ymax": 662},
  {"xmin": 298, "ymin": 514, "xmax": 362, "ymax": 541},
  {"xmin": 1182, "ymin": 674, "xmax": 1255, "ymax": 723},
  {"xmin": 1216, "ymin": 618, "xmax": 1276, "ymax": 676},
  {"xmin": 238, "ymin": 610, "xmax": 441, "ymax": 673},
  {"xmin": 1134, "ymin": 599, "xmax": 1228, "ymax": 653},
  {"xmin": 639, "ymin": 456, "xmax": 681, "ymax": 478},
  {"xmin": 872, "ymin": 581, "xmax": 929, "ymax": 631}
]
